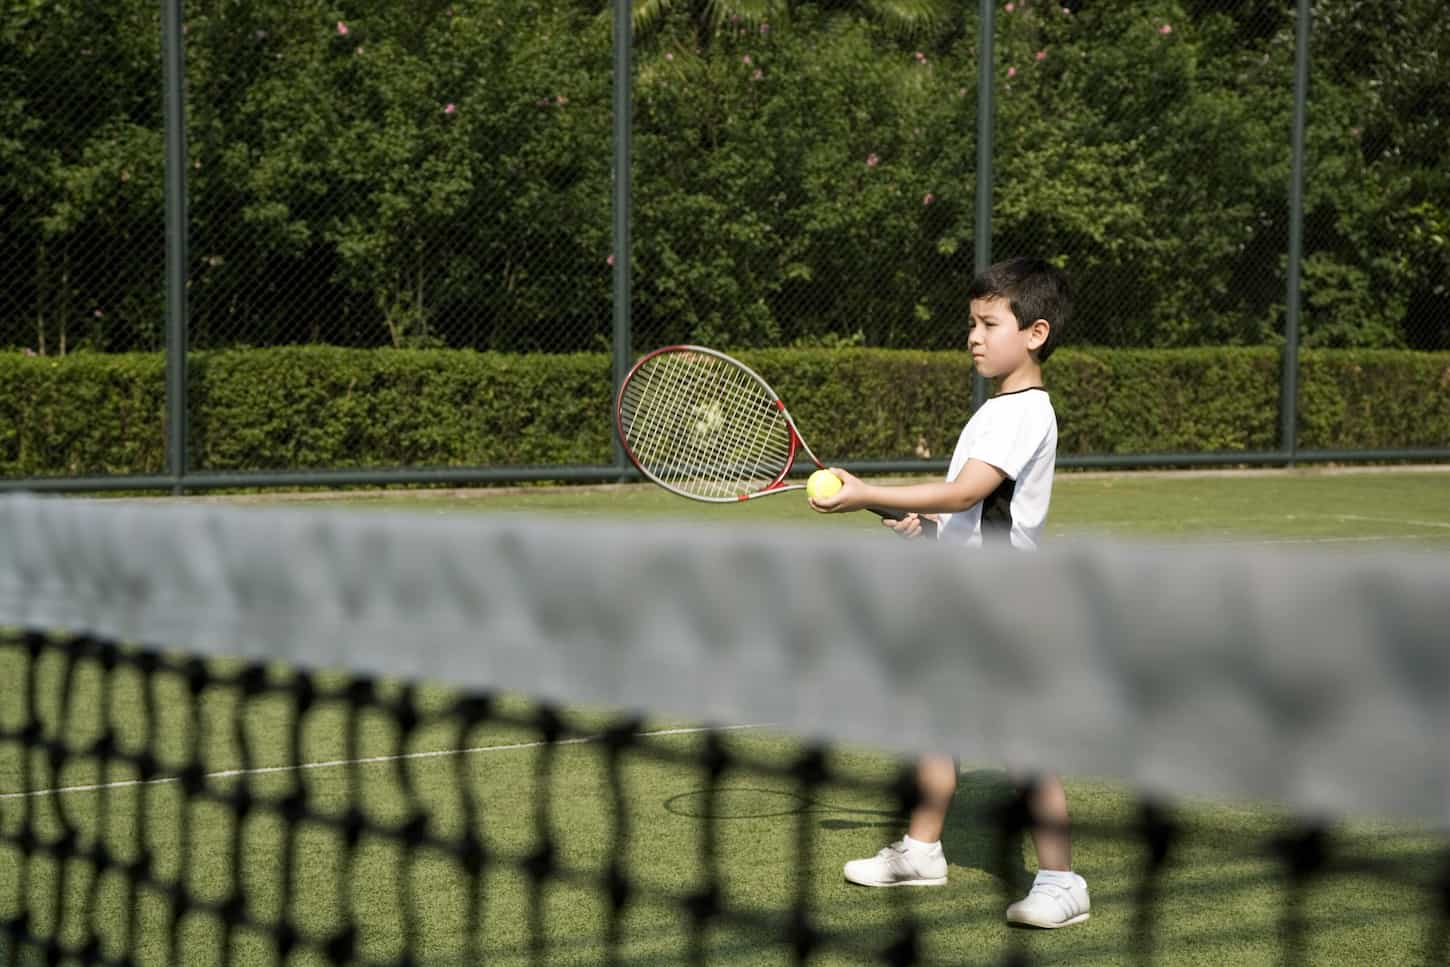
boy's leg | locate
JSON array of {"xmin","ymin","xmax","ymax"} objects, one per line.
[
  {"xmin": 907, "ymin": 754, "xmax": 958, "ymax": 844},
  {"xmin": 843, "ymin": 755, "xmax": 956, "ymax": 887},
  {"xmin": 1027, "ymin": 772, "xmax": 1071, "ymax": 871},
  {"xmin": 1007, "ymin": 772, "xmax": 1090, "ymax": 928}
]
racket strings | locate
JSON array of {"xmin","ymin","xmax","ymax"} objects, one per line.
[
  {"xmin": 621, "ymin": 351, "xmax": 794, "ymax": 500},
  {"xmin": 637, "ymin": 353, "xmax": 788, "ymax": 497}
]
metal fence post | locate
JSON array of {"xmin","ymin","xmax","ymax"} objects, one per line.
[
  {"xmin": 972, "ymin": 0, "xmax": 995, "ymax": 412},
  {"xmin": 1282, "ymin": 0, "xmax": 1311, "ymax": 465},
  {"xmin": 162, "ymin": 0, "xmax": 190, "ymax": 494},
  {"xmin": 611, "ymin": 0, "xmax": 634, "ymax": 474}
]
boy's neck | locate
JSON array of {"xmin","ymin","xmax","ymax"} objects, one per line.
[{"xmin": 995, "ymin": 360, "xmax": 1044, "ymax": 394}]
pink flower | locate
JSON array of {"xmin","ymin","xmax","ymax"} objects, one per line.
[
  {"xmin": 866, "ymin": 153, "xmax": 879, "ymax": 167},
  {"xmin": 742, "ymin": 54, "xmax": 751, "ymax": 65},
  {"xmin": 1007, "ymin": 66, "xmax": 1017, "ymax": 78},
  {"xmin": 752, "ymin": 68, "xmax": 763, "ymax": 81},
  {"xmin": 1004, "ymin": 2, "xmax": 1014, "ymax": 10},
  {"xmin": 915, "ymin": 51, "xmax": 927, "ymax": 63},
  {"xmin": 336, "ymin": 20, "xmax": 349, "ymax": 35},
  {"xmin": 665, "ymin": 52, "xmax": 674, "ymax": 61},
  {"xmin": 556, "ymin": 95, "xmax": 568, "ymax": 105},
  {"xmin": 1159, "ymin": 23, "xmax": 1172, "ymax": 34},
  {"xmin": 1062, "ymin": 5, "xmax": 1070, "ymax": 13},
  {"xmin": 760, "ymin": 23, "xmax": 769, "ymax": 34},
  {"xmin": 444, "ymin": 103, "xmax": 457, "ymax": 114},
  {"xmin": 93, "ymin": 309, "xmax": 104, "ymax": 318},
  {"xmin": 607, "ymin": 254, "xmax": 615, "ymax": 266},
  {"xmin": 1035, "ymin": 49, "xmax": 1047, "ymax": 61},
  {"xmin": 923, "ymin": 193, "xmax": 935, "ymax": 205}
]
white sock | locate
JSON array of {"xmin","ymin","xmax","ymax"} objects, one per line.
[
  {"xmin": 902, "ymin": 835, "xmax": 940, "ymax": 853},
  {"xmin": 1035, "ymin": 868, "xmax": 1079, "ymax": 886}
]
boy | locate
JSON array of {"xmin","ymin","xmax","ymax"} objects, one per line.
[{"xmin": 808, "ymin": 257, "xmax": 1089, "ymax": 929}]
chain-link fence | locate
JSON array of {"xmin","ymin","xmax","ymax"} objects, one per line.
[
  {"xmin": 994, "ymin": 2, "xmax": 1302, "ymax": 350},
  {"xmin": 2, "ymin": 0, "xmax": 1446, "ymax": 485},
  {"xmin": 1, "ymin": 3, "xmax": 166, "ymax": 356},
  {"xmin": 177, "ymin": 1, "xmax": 614, "ymax": 353},
  {"xmin": 630, "ymin": 7, "xmax": 979, "ymax": 353},
  {"xmin": 1303, "ymin": 0, "xmax": 1449, "ymax": 352}
]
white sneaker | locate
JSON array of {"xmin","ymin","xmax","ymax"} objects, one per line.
[
  {"xmin": 843, "ymin": 840, "xmax": 948, "ymax": 887},
  {"xmin": 1005, "ymin": 871, "xmax": 1090, "ymax": 928}
]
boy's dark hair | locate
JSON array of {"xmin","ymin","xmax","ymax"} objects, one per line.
[{"xmin": 967, "ymin": 257, "xmax": 1071, "ymax": 362}]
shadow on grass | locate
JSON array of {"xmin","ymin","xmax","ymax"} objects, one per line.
[{"xmin": 662, "ymin": 766, "xmax": 1032, "ymax": 893}]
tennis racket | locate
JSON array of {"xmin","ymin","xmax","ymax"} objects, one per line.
[{"xmin": 615, "ymin": 345, "xmax": 936, "ymax": 536}]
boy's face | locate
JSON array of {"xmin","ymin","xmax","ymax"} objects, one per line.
[{"xmin": 968, "ymin": 295, "xmax": 1047, "ymax": 379}]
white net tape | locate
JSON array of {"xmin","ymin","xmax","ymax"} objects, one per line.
[{"xmin": 1, "ymin": 493, "xmax": 1447, "ymax": 826}]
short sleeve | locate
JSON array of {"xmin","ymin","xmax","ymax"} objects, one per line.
[{"xmin": 968, "ymin": 395, "xmax": 1052, "ymax": 480}]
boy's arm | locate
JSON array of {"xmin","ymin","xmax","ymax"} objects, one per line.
[{"xmin": 809, "ymin": 461, "xmax": 1005, "ymax": 516}]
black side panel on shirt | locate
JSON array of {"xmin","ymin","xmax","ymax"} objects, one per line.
[{"xmin": 981, "ymin": 477, "xmax": 1015, "ymax": 546}]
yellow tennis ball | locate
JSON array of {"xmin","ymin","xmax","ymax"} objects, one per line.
[{"xmin": 806, "ymin": 469, "xmax": 843, "ymax": 500}]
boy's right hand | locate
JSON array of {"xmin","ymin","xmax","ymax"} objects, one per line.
[{"xmin": 883, "ymin": 513, "xmax": 938, "ymax": 539}]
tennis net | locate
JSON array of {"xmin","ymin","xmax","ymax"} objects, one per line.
[{"xmin": 2, "ymin": 494, "xmax": 1449, "ymax": 965}]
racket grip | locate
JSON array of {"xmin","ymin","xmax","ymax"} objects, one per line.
[{"xmin": 869, "ymin": 507, "xmax": 938, "ymax": 539}]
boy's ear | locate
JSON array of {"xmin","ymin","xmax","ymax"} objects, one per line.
[{"xmin": 1026, "ymin": 318, "xmax": 1051, "ymax": 352}]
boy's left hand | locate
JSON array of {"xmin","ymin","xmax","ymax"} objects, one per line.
[{"xmin": 808, "ymin": 467, "xmax": 866, "ymax": 514}]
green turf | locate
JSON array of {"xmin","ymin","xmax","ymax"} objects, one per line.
[
  {"xmin": 4, "ymin": 469, "xmax": 1449, "ymax": 965},
  {"xmin": 245, "ymin": 467, "xmax": 1450, "ymax": 547}
]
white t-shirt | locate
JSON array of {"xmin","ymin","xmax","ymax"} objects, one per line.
[{"xmin": 937, "ymin": 387, "xmax": 1057, "ymax": 551}]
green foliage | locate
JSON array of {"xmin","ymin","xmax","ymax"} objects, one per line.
[
  {"xmin": 1, "ymin": 0, "xmax": 163, "ymax": 354},
  {"xmin": 1050, "ymin": 347, "xmax": 1283, "ymax": 454},
  {"xmin": 0, "ymin": 353, "xmax": 166, "ymax": 476},
  {"xmin": 190, "ymin": 348, "xmax": 615, "ymax": 470},
  {"xmin": 3, "ymin": 0, "xmax": 1446, "ymax": 354},
  {"xmin": 1298, "ymin": 350, "xmax": 1450, "ymax": 450},
  {"xmin": 2, "ymin": 348, "xmax": 1444, "ymax": 478}
]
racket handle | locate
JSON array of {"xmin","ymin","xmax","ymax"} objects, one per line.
[{"xmin": 869, "ymin": 507, "xmax": 938, "ymax": 539}]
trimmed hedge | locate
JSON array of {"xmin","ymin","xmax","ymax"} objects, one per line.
[
  {"xmin": 2, "ymin": 347, "xmax": 1447, "ymax": 478},
  {"xmin": 189, "ymin": 348, "xmax": 613, "ymax": 471},
  {"xmin": 1, "ymin": 353, "xmax": 168, "ymax": 477}
]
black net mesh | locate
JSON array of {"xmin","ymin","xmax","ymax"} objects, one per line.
[{"xmin": 4, "ymin": 628, "xmax": 1449, "ymax": 966}]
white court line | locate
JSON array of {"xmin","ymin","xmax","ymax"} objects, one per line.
[
  {"xmin": 0, "ymin": 723, "xmax": 770, "ymax": 803},
  {"xmin": 1250, "ymin": 535, "xmax": 1444, "ymax": 545},
  {"xmin": 1063, "ymin": 513, "xmax": 1450, "ymax": 532},
  {"xmin": 1334, "ymin": 514, "xmax": 1450, "ymax": 530},
  {"xmin": 1052, "ymin": 529, "xmax": 1446, "ymax": 546}
]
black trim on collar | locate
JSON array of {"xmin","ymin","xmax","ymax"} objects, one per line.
[{"xmin": 991, "ymin": 386, "xmax": 1049, "ymax": 399}]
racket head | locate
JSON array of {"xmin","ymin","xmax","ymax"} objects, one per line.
[{"xmin": 615, "ymin": 345, "xmax": 815, "ymax": 502}]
